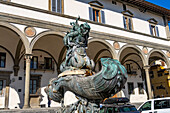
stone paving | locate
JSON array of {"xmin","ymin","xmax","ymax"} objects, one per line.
[
  {"xmin": 0, "ymin": 107, "xmax": 61, "ymax": 113},
  {"xmin": 0, "ymin": 102, "xmax": 143, "ymax": 113}
]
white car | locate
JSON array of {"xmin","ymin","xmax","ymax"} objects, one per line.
[{"xmin": 138, "ymin": 97, "xmax": 170, "ymax": 113}]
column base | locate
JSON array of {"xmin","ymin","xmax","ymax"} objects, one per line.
[
  {"xmin": 2, "ymin": 108, "xmax": 9, "ymax": 110},
  {"xmin": 22, "ymin": 105, "xmax": 30, "ymax": 109}
]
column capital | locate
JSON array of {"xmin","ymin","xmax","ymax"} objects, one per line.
[
  {"xmin": 144, "ymin": 65, "xmax": 150, "ymax": 70},
  {"xmin": 25, "ymin": 54, "xmax": 32, "ymax": 59}
]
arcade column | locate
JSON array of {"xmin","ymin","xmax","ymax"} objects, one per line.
[
  {"xmin": 144, "ymin": 66, "xmax": 153, "ymax": 99},
  {"xmin": 23, "ymin": 54, "xmax": 32, "ymax": 109}
]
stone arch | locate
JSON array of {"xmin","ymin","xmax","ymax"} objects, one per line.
[
  {"xmin": 147, "ymin": 49, "xmax": 170, "ymax": 67},
  {"xmin": 32, "ymin": 49, "xmax": 58, "ymax": 66},
  {"xmin": 88, "ymin": 38, "xmax": 117, "ymax": 59},
  {"xmin": 30, "ymin": 30, "xmax": 65, "ymax": 52},
  {"xmin": 118, "ymin": 44, "xmax": 147, "ymax": 66},
  {"xmin": 57, "ymin": 46, "xmax": 67, "ymax": 70},
  {"xmin": 0, "ymin": 22, "xmax": 29, "ymax": 53}
]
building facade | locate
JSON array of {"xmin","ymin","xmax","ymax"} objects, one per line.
[
  {"xmin": 150, "ymin": 65, "xmax": 170, "ymax": 98},
  {"xmin": 0, "ymin": 0, "xmax": 170, "ymax": 109}
]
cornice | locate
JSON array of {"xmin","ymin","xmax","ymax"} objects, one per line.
[
  {"xmin": 0, "ymin": 9, "xmax": 168, "ymax": 41},
  {"xmin": 0, "ymin": 10, "xmax": 170, "ymax": 51},
  {"xmin": 116, "ymin": 0, "xmax": 170, "ymax": 16},
  {"xmin": 0, "ymin": 71, "xmax": 13, "ymax": 75},
  {"xmin": 90, "ymin": 30, "xmax": 170, "ymax": 51}
]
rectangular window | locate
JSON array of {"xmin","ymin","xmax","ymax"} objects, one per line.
[
  {"xmin": 29, "ymin": 78, "xmax": 40, "ymax": 94},
  {"xmin": 123, "ymin": 16, "xmax": 133, "ymax": 30},
  {"xmin": 154, "ymin": 99, "xmax": 170, "ymax": 109},
  {"xmin": 138, "ymin": 83, "xmax": 144, "ymax": 94},
  {"xmin": 126, "ymin": 64, "xmax": 131, "ymax": 74},
  {"xmin": 89, "ymin": 7, "xmax": 105, "ymax": 23},
  {"xmin": 150, "ymin": 25, "xmax": 156, "ymax": 36},
  {"xmin": 128, "ymin": 82, "xmax": 134, "ymax": 94},
  {"xmin": 93, "ymin": 9, "xmax": 100, "ymax": 22},
  {"xmin": 0, "ymin": 52, "xmax": 6, "ymax": 68},
  {"xmin": 29, "ymin": 76, "xmax": 41, "ymax": 95},
  {"xmin": 0, "ymin": 80, "xmax": 3, "ymax": 95},
  {"xmin": 149, "ymin": 24, "xmax": 159, "ymax": 37},
  {"xmin": 30, "ymin": 56, "xmax": 38, "ymax": 69},
  {"xmin": 44, "ymin": 57, "xmax": 52, "ymax": 69},
  {"xmin": 49, "ymin": 0, "xmax": 62, "ymax": 13}
]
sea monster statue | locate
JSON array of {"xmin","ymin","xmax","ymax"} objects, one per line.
[{"xmin": 45, "ymin": 17, "xmax": 128, "ymax": 113}]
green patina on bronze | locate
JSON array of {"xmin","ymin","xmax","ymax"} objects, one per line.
[
  {"xmin": 45, "ymin": 17, "xmax": 128, "ymax": 113},
  {"xmin": 60, "ymin": 16, "xmax": 94, "ymax": 73}
]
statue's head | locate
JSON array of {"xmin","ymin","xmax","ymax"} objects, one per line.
[
  {"xmin": 83, "ymin": 22, "xmax": 90, "ymax": 31},
  {"xmin": 80, "ymin": 22, "xmax": 90, "ymax": 35}
]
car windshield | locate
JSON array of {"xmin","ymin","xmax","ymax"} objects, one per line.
[{"xmin": 119, "ymin": 106, "xmax": 137, "ymax": 112}]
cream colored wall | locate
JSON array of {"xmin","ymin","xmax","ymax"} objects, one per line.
[
  {"xmin": 0, "ymin": 49, "xmax": 13, "ymax": 71},
  {"xmin": 122, "ymin": 70, "xmax": 148, "ymax": 103},
  {"xmin": 0, "ymin": 49, "xmax": 62, "ymax": 109},
  {"xmin": 11, "ymin": 0, "xmax": 49, "ymax": 10},
  {"xmin": 0, "ymin": 48, "xmax": 21, "ymax": 109},
  {"xmin": 64, "ymin": 0, "xmax": 89, "ymax": 19},
  {"xmin": 0, "ymin": 0, "xmax": 169, "ymax": 108},
  {"xmin": 0, "ymin": 98, "xmax": 5, "ymax": 109},
  {"xmin": 127, "ymin": 5, "xmax": 167, "ymax": 38},
  {"xmin": 1, "ymin": 0, "xmax": 168, "ymax": 40}
]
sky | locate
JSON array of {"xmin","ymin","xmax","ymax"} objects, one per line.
[{"xmin": 145, "ymin": 0, "xmax": 170, "ymax": 9}]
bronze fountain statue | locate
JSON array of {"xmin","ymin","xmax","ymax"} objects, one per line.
[{"xmin": 45, "ymin": 17, "xmax": 128, "ymax": 113}]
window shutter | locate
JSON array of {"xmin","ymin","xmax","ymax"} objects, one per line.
[
  {"xmin": 149, "ymin": 24, "xmax": 153, "ymax": 35},
  {"xmin": 101, "ymin": 10, "xmax": 105, "ymax": 24},
  {"xmin": 57, "ymin": 0, "xmax": 61, "ymax": 13},
  {"xmin": 129, "ymin": 18, "xmax": 132, "ymax": 30},
  {"xmin": 52, "ymin": 0, "xmax": 56, "ymax": 12},
  {"xmin": 89, "ymin": 7, "xmax": 93, "ymax": 21},
  {"xmin": 123, "ymin": 16, "xmax": 127, "ymax": 29},
  {"xmin": 156, "ymin": 26, "xmax": 159, "ymax": 37}
]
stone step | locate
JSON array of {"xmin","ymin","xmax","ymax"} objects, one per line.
[{"xmin": 0, "ymin": 107, "xmax": 62, "ymax": 113}]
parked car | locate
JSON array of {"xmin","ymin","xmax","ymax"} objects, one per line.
[
  {"xmin": 138, "ymin": 97, "xmax": 170, "ymax": 113},
  {"xmin": 100, "ymin": 97, "xmax": 140, "ymax": 113}
]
